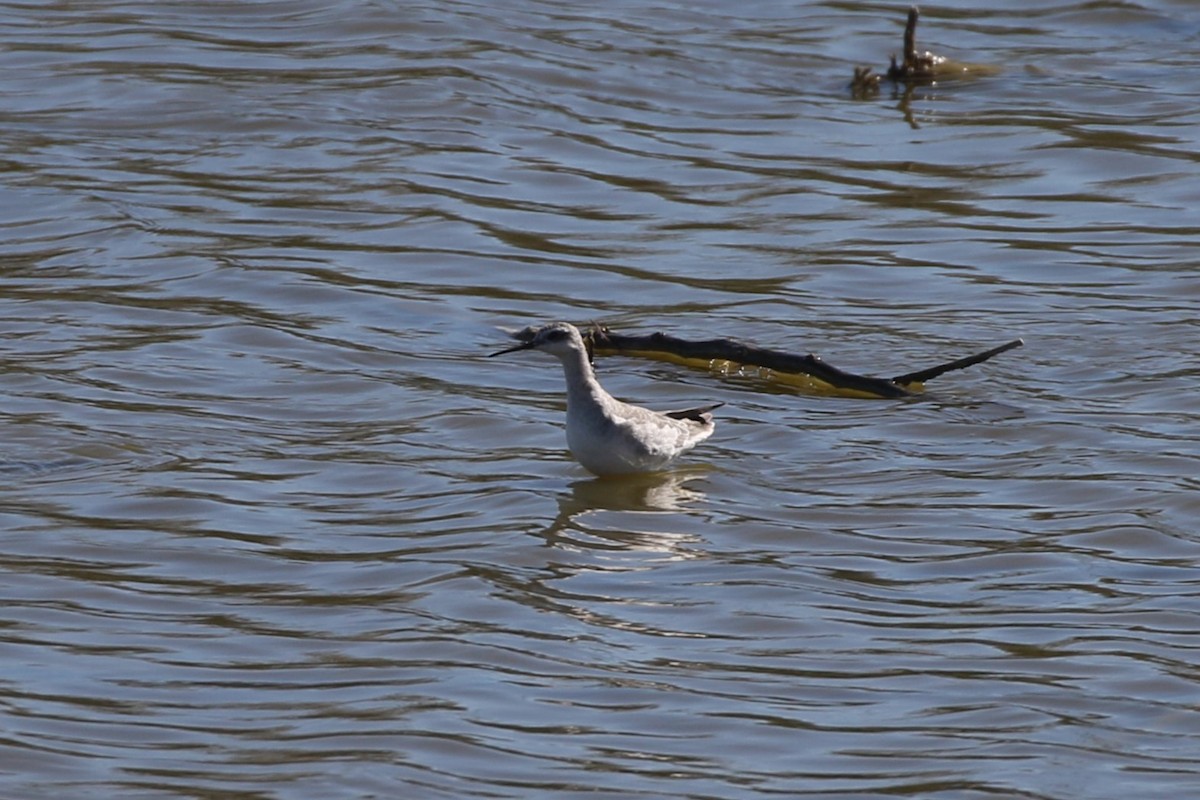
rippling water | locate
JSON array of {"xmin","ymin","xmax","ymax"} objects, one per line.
[{"xmin": 3, "ymin": 1, "xmax": 1199, "ymax": 797}]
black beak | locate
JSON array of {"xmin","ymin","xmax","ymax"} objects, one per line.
[{"xmin": 488, "ymin": 340, "xmax": 535, "ymax": 357}]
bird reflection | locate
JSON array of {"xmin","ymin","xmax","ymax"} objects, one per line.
[{"xmin": 538, "ymin": 468, "xmax": 712, "ymax": 557}]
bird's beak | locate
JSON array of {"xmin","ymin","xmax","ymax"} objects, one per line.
[{"xmin": 488, "ymin": 340, "xmax": 535, "ymax": 357}]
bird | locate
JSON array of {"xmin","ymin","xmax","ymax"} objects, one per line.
[{"xmin": 490, "ymin": 322, "xmax": 722, "ymax": 476}]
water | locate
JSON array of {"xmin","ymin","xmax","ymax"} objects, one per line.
[{"xmin": 2, "ymin": 1, "xmax": 1198, "ymax": 797}]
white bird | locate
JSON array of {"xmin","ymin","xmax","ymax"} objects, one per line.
[{"xmin": 490, "ymin": 322, "xmax": 722, "ymax": 476}]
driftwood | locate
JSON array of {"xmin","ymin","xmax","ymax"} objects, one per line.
[
  {"xmin": 887, "ymin": 6, "xmax": 945, "ymax": 82},
  {"xmin": 890, "ymin": 338, "xmax": 1024, "ymax": 386},
  {"xmin": 851, "ymin": 5, "xmax": 993, "ymax": 96},
  {"xmin": 496, "ymin": 325, "xmax": 1020, "ymax": 399},
  {"xmin": 586, "ymin": 328, "xmax": 1021, "ymax": 398}
]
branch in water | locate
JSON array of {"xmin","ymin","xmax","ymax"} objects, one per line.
[
  {"xmin": 581, "ymin": 327, "xmax": 1024, "ymax": 399},
  {"xmin": 593, "ymin": 328, "xmax": 913, "ymax": 398},
  {"xmin": 853, "ymin": 4, "xmax": 989, "ymax": 91},
  {"xmin": 499, "ymin": 324, "xmax": 1024, "ymax": 399},
  {"xmin": 887, "ymin": 6, "xmax": 946, "ymax": 82},
  {"xmin": 892, "ymin": 338, "xmax": 1024, "ymax": 386}
]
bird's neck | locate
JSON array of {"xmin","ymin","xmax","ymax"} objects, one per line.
[{"xmin": 557, "ymin": 348, "xmax": 607, "ymax": 407}]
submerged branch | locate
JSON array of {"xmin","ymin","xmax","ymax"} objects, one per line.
[
  {"xmin": 888, "ymin": 6, "xmax": 947, "ymax": 82},
  {"xmin": 580, "ymin": 327, "xmax": 1023, "ymax": 400},
  {"xmin": 852, "ymin": 5, "xmax": 994, "ymax": 93},
  {"xmin": 591, "ymin": 329, "xmax": 913, "ymax": 398},
  {"xmin": 499, "ymin": 323, "xmax": 1024, "ymax": 399}
]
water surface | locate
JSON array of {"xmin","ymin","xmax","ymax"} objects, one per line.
[{"xmin": 2, "ymin": 1, "xmax": 1199, "ymax": 798}]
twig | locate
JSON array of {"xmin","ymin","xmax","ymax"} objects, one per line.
[
  {"xmin": 892, "ymin": 338, "xmax": 1024, "ymax": 386},
  {"xmin": 887, "ymin": 6, "xmax": 944, "ymax": 82}
]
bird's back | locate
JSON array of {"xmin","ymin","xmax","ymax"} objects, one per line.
[{"xmin": 566, "ymin": 396, "xmax": 717, "ymax": 475}]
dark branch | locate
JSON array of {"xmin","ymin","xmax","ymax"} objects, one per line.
[
  {"xmin": 591, "ymin": 328, "xmax": 914, "ymax": 398},
  {"xmin": 902, "ymin": 6, "xmax": 919, "ymax": 66},
  {"xmin": 892, "ymin": 338, "xmax": 1024, "ymax": 386},
  {"xmin": 502, "ymin": 324, "xmax": 1024, "ymax": 399},
  {"xmin": 886, "ymin": 5, "xmax": 945, "ymax": 82}
]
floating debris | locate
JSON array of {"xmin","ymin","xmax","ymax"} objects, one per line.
[
  {"xmin": 505, "ymin": 324, "xmax": 1025, "ymax": 400},
  {"xmin": 851, "ymin": 5, "xmax": 997, "ymax": 94}
]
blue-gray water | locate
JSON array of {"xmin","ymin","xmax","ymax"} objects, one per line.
[{"xmin": 2, "ymin": 1, "xmax": 1198, "ymax": 798}]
